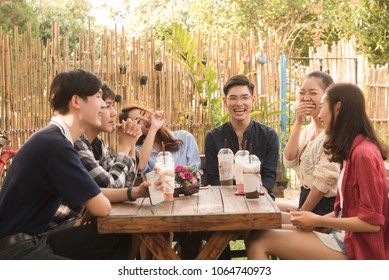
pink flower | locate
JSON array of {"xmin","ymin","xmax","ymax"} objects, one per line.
[
  {"xmin": 179, "ymin": 172, "xmax": 185, "ymax": 179},
  {"xmin": 191, "ymin": 178, "xmax": 198, "ymax": 185},
  {"xmin": 183, "ymin": 172, "xmax": 193, "ymax": 180},
  {"xmin": 175, "ymin": 165, "xmax": 184, "ymax": 172}
]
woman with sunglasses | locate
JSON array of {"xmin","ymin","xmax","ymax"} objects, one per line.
[{"xmin": 119, "ymin": 104, "xmax": 200, "ymax": 174}]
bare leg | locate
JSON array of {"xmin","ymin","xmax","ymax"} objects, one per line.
[
  {"xmin": 281, "ymin": 212, "xmax": 291, "ymax": 224},
  {"xmin": 247, "ymin": 229, "xmax": 347, "ymax": 260},
  {"xmin": 277, "ymin": 201, "xmax": 298, "ymax": 224},
  {"xmin": 276, "ymin": 201, "xmax": 298, "ymax": 212}
]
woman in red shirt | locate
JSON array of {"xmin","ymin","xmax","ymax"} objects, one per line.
[{"xmin": 247, "ymin": 83, "xmax": 388, "ymax": 260}]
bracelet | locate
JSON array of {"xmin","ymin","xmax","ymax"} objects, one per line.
[{"xmin": 127, "ymin": 186, "xmax": 136, "ymax": 201}]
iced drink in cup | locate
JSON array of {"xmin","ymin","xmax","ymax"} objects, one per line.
[
  {"xmin": 155, "ymin": 151, "xmax": 175, "ymax": 200},
  {"xmin": 242, "ymin": 154, "xmax": 262, "ymax": 199},
  {"xmin": 234, "ymin": 150, "xmax": 249, "ymax": 195},
  {"xmin": 217, "ymin": 148, "xmax": 234, "ymax": 186}
]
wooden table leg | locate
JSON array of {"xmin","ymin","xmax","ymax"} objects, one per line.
[
  {"xmin": 196, "ymin": 231, "xmax": 240, "ymax": 260},
  {"xmin": 137, "ymin": 233, "xmax": 180, "ymax": 260}
]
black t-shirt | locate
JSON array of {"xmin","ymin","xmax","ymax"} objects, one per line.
[{"xmin": 0, "ymin": 125, "xmax": 101, "ymax": 238}]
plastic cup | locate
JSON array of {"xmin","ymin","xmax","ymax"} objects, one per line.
[
  {"xmin": 242, "ymin": 154, "xmax": 262, "ymax": 199},
  {"xmin": 155, "ymin": 151, "xmax": 175, "ymax": 200},
  {"xmin": 218, "ymin": 148, "xmax": 234, "ymax": 186},
  {"xmin": 234, "ymin": 150, "xmax": 249, "ymax": 195}
]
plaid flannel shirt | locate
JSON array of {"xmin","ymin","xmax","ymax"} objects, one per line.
[{"xmin": 74, "ymin": 134, "xmax": 136, "ymax": 188}]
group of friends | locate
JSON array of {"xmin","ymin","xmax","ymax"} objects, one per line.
[{"xmin": 0, "ymin": 69, "xmax": 387, "ymax": 260}]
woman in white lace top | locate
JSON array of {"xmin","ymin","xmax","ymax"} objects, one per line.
[{"xmin": 279, "ymin": 71, "xmax": 340, "ymax": 221}]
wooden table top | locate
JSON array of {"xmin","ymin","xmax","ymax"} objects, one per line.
[{"xmin": 98, "ymin": 186, "xmax": 281, "ymax": 234}]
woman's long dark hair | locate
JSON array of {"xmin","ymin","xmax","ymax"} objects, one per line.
[
  {"xmin": 119, "ymin": 104, "xmax": 183, "ymax": 152},
  {"xmin": 323, "ymin": 83, "xmax": 388, "ymax": 162}
]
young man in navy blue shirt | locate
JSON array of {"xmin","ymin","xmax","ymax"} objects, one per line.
[
  {"xmin": 205, "ymin": 75, "xmax": 279, "ymax": 199},
  {"xmin": 0, "ymin": 70, "xmax": 138, "ymax": 259}
]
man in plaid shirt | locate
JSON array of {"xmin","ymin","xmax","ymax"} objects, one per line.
[
  {"xmin": 75, "ymin": 83, "xmax": 141, "ymax": 189},
  {"xmin": 52, "ymin": 84, "xmax": 150, "ymax": 230}
]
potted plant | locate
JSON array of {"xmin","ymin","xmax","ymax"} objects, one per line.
[
  {"xmin": 140, "ymin": 75, "xmax": 148, "ymax": 85},
  {"xmin": 174, "ymin": 165, "xmax": 201, "ymax": 197},
  {"xmin": 119, "ymin": 65, "xmax": 127, "ymax": 74},
  {"xmin": 155, "ymin": 62, "xmax": 163, "ymax": 71}
]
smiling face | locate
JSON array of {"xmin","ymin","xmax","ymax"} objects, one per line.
[
  {"xmin": 126, "ymin": 108, "xmax": 152, "ymax": 135},
  {"xmin": 79, "ymin": 90, "xmax": 104, "ymax": 129},
  {"xmin": 223, "ymin": 85, "xmax": 255, "ymax": 122},
  {"xmin": 318, "ymin": 94, "xmax": 332, "ymax": 134},
  {"xmin": 299, "ymin": 77, "xmax": 326, "ymax": 119},
  {"xmin": 100, "ymin": 97, "xmax": 117, "ymax": 133}
]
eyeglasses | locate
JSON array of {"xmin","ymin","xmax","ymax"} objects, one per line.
[{"xmin": 226, "ymin": 95, "xmax": 252, "ymax": 104}]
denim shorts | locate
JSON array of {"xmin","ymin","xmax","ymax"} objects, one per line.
[{"xmin": 313, "ymin": 228, "xmax": 346, "ymax": 254}]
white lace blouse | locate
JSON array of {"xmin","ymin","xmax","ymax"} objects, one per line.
[{"xmin": 283, "ymin": 123, "xmax": 340, "ymax": 197}]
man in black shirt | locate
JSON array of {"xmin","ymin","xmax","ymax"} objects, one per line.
[{"xmin": 204, "ymin": 75, "xmax": 279, "ymax": 199}]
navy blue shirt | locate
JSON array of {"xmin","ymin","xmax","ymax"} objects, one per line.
[
  {"xmin": 204, "ymin": 120, "xmax": 279, "ymax": 198},
  {"xmin": 0, "ymin": 125, "xmax": 101, "ymax": 238}
]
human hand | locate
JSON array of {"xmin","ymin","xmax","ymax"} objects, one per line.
[
  {"xmin": 135, "ymin": 181, "xmax": 152, "ymax": 198},
  {"xmin": 149, "ymin": 110, "xmax": 167, "ymax": 130},
  {"xmin": 290, "ymin": 210, "xmax": 318, "ymax": 231},
  {"xmin": 295, "ymin": 99, "xmax": 315, "ymax": 124},
  {"xmin": 153, "ymin": 167, "xmax": 166, "ymax": 192},
  {"xmin": 117, "ymin": 119, "xmax": 143, "ymax": 147},
  {"xmin": 79, "ymin": 210, "xmax": 97, "ymax": 225}
]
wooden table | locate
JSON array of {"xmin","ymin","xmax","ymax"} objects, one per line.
[{"xmin": 98, "ymin": 186, "xmax": 281, "ymax": 260}]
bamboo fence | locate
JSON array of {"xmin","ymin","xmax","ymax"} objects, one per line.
[{"xmin": 1, "ymin": 23, "xmax": 388, "ymax": 153}]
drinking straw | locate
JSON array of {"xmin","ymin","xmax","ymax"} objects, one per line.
[
  {"xmin": 223, "ymin": 138, "xmax": 227, "ymax": 148},
  {"xmin": 243, "ymin": 139, "xmax": 247, "ymax": 151},
  {"xmin": 162, "ymin": 141, "xmax": 166, "ymax": 164},
  {"xmin": 249, "ymin": 143, "xmax": 252, "ymax": 163}
]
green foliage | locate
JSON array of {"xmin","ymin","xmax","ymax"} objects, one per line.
[
  {"xmin": 161, "ymin": 23, "xmax": 222, "ymax": 126},
  {"xmin": 0, "ymin": 0, "xmax": 40, "ymax": 36},
  {"xmin": 352, "ymin": 0, "xmax": 389, "ymax": 64},
  {"xmin": 250, "ymin": 97, "xmax": 286, "ymax": 127},
  {"xmin": 32, "ymin": 0, "xmax": 92, "ymax": 50}
]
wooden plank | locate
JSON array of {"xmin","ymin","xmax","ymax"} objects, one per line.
[
  {"xmin": 198, "ymin": 187, "xmax": 223, "ymax": 214},
  {"xmin": 171, "ymin": 194, "xmax": 198, "ymax": 216},
  {"xmin": 220, "ymin": 186, "xmax": 248, "ymax": 213},
  {"xmin": 98, "ymin": 211, "xmax": 280, "ymax": 233},
  {"xmin": 150, "ymin": 199, "xmax": 174, "ymax": 216},
  {"xmin": 246, "ymin": 193, "xmax": 281, "ymax": 213},
  {"xmin": 136, "ymin": 197, "xmax": 157, "ymax": 217},
  {"xmin": 109, "ymin": 199, "xmax": 143, "ymax": 216},
  {"xmin": 196, "ymin": 231, "xmax": 240, "ymax": 260},
  {"xmin": 137, "ymin": 233, "xmax": 180, "ymax": 260}
]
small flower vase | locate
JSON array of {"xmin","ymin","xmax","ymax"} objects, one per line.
[{"xmin": 174, "ymin": 184, "xmax": 200, "ymax": 197}]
